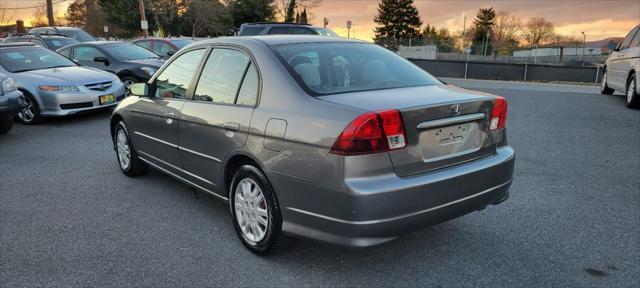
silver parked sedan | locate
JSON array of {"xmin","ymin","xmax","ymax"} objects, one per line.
[
  {"xmin": 601, "ymin": 24, "xmax": 640, "ymax": 108},
  {"xmin": 0, "ymin": 43, "xmax": 126, "ymax": 124},
  {"xmin": 110, "ymin": 36, "xmax": 515, "ymax": 255}
]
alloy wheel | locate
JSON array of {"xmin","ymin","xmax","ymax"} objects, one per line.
[
  {"xmin": 116, "ymin": 128, "xmax": 131, "ymax": 170},
  {"xmin": 18, "ymin": 96, "xmax": 35, "ymax": 123},
  {"xmin": 123, "ymin": 79, "xmax": 136, "ymax": 96},
  {"xmin": 602, "ymin": 72, "xmax": 607, "ymax": 90},
  {"xmin": 234, "ymin": 178, "xmax": 269, "ymax": 244}
]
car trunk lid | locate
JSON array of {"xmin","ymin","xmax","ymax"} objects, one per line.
[{"xmin": 318, "ymin": 84, "xmax": 498, "ymax": 177}]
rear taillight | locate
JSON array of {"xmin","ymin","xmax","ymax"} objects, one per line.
[
  {"xmin": 330, "ymin": 109, "xmax": 407, "ymax": 156},
  {"xmin": 490, "ymin": 96, "xmax": 508, "ymax": 130}
]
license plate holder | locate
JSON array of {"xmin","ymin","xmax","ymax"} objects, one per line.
[
  {"xmin": 420, "ymin": 122, "xmax": 481, "ymax": 163},
  {"xmin": 99, "ymin": 94, "xmax": 115, "ymax": 105}
]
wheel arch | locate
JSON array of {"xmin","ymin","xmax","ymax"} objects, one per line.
[{"xmin": 223, "ymin": 151, "xmax": 270, "ymax": 198}]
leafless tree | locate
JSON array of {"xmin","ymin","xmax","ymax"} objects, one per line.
[
  {"xmin": 31, "ymin": 5, "xmax": 49, "ymax": 27},
  {"xmin": 276, "ymin": 0, "xmax": 321, "ymax": 22},
  {"xmin": 524, "ymin": 16, "xmax": 554, "ymax": 47},
  {"xmin": 184, "ymin": 0, "xmax": 226, "ymax": 38},
  {"xmin": 0, "ymin": 2, "xmax": 15, "ymax": 26},
  {"xmin": 491, "ymin": 11, "xmax": 522, "ymax": 55}
]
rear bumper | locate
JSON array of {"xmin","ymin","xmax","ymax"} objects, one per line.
[
  {"xmin": 281, "ymin": 146, "xmax": 515, "ymax": 247},
  {"xmin": 0, "ymin": 90, "xmax": 25, "ymax": 117}
]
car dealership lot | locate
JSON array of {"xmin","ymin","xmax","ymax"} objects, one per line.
[{"xmin": 1, "ymin": 85, "xmax": 638, "ymax": 287}]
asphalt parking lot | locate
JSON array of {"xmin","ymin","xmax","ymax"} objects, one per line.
[{"xmin": 1, "ymin": 82, "xmax": 638, "ymax": 287}]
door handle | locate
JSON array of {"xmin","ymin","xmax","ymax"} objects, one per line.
[
  {"xmin": 164, "ymin": 112, "xmax": 175, "ymax": 124},
  {"xmin": 223, "ymin": 122, "xmax": 240, "ymax": 131}
]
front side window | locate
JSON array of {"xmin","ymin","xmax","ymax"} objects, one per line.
[
  {"xmin": 155, "ymin": 49, "xmax": 205, "ymax": 99},
  {"xmin": 273, "ymin": 43, "xmax": 440, "ymax": 96},
  {"xmin": 153, "ymin": 41, "xmax": 174, "ymax": 56},
  {"xmin": 73, "ymin": 46, "xmax": 106, "ymax": 61},
  {"xmin": 619, "ymin": 27, "xmax": 639, "ymax": 50},
  {"xmin": 0, "ymin": 47, "xmax": 76, "ymax": 73},
  {"xmin": 194, "ymin": 49, "xmax": 251, "ymax": 104}
]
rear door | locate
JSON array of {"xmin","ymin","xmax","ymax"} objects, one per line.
[{"xmin": 178, "ymin": 47, "xmax": 259, "ymax": 192}]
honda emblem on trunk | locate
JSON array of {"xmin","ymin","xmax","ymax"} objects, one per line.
[{"xmin": 451, "ymin": 104, "xmax": 460, "ymax": 116}]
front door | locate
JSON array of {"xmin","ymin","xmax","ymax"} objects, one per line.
[
  {"xmin": 178, "ymin": 48, "xmax": 259, "ymax": 194},
  {"xmin": 71, "ymin": 45, "xmax": 110, "ymax": 71},
  {"xmin": 127, "ymin": 48, "xmax": 207, "ymax": 173}
]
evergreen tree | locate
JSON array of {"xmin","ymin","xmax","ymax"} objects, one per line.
[
  {"xmin": 285, "ymin": 0, "xmax": 296, "ymax": 22},
  {"xmin": 98, "ymin": 0, "xmax": 154, "ymax": 38},
  {"xmin": 299, "ymin": 8, "xmax": 307, "ymax": 24},
  {"xmin": 228, "ymin": 0, "xmax": 277, "ymax": 28},
  {"xmin": 471, "ymin": 7, "xmax": 495, "ymax": 55},
  {"xmin": 422, "ymin": 24, "xmax": 455, "ymax": 52},
  {"xmin": 373, "ymin": 0, "xmax": 423, "ymax": 50}
]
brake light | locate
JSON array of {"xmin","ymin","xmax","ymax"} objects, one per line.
[
  {"xmin": 330, "ymin": 109, "xmax": 407, "ymax": 156},
  {"xmin": 490, "ymin": 96, "xmax": 508, "ymax": 130}
]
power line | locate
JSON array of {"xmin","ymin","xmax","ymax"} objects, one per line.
[{"xmin": 2, "ymin": 0, "xmax": 69, "ymax": 10}]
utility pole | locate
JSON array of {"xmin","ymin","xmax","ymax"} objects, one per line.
[
  {"xmin": 461, "ymin": 14, "xmax": 467, "ymax": 54},
  {"xmin": 581, "ymin": 32, "xmax": 586, "ymax": 63},
  {"xmin": 139, "ymin": 0, "xmax": 148, "ymax": 38},
  {"xmin": 46, "ymin": 0, "xmax": 54, "ymax": 26}
]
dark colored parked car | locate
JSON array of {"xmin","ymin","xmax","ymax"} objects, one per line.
[
  {"xmin": 132, "ymin": 37, "xmax": 195, "ymax": 59},
  {"xmin": 239, "ymin": 22, "xmax": 339, "ymax": 37},
  {"xmin": 111, "ymin": 36, "xmax": 514, "ymax": 255},
  {"xmin": 0, "ymin": 72, "xmax": 24, "ymax": 134},
  {"xmin": 57, "ymin": 41, "xmax": 165, "ymax": 89},
  {"xmin": 29, "ymin": 26, "xmax": 96, "ymax": 43},
  {"xmin": 2, "ymin": 34, "xmax": 79, "ymax": 51}
]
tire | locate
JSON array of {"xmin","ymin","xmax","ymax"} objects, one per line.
[
  {"xmin": 121, "ymin": 76, "xmax": 139, "ymax": 97},
  {"xmin": 229, "ymin": 164, "xmax": 288, "ymax": 255},
  {"xmin": 625, "ymin": 73, "xmax": 640, "ymax": 109},
  {"xmin": 0, "ymin": 116, "xmax": 13, "ymax": 135},
  {"xmin": 114, "ymin": 121, "xmax": 148, "ymax": 177},
  {"xmin": 16, "ymin": 92, "xmax": 42, "ymax": 125},
  {"xmin": 601, "ymin": 69, "xmax": 614, "ymax": 95}
]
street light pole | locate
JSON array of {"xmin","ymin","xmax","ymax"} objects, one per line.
[
  {"xmin": 46, "ymin": 0, "xmax": 54, "ymax": 26},
  {"xmin": 139, "ymin": 0, "xmax": 148, "ymax": 38}
]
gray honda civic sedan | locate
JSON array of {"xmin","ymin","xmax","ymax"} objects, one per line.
[{"xmin": 110, "ymin": 36, "xmax": 515, "ymax": 255}]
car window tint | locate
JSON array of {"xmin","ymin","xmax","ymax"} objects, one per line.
[
  {"xmin": 155, "ymin": 49, "xmax": 205, "ymax": 99},
  {"xmin": 73, "ymin": 46, "xmax": 105, "ymax": 61},
  {"xmin": 620, "ymin": 27, "xmax": 638, "ymax": 49},
  {"xmin": 236, "ymin": 63, "xmax": 258, "ymax": 106},
  {"xmin": 630, "ymin": 30, "xmax": 640, "ymax": 48},
  {"xmin": 239, "ymin": 27, "xmax": 265, "ymax": 36},
  {"xmin": 194, "ymin": 49, "xmax": 250, "ymax": 104},
  {"xmin": 291, "ymin": 27, "xmax": 316, "ymax": 35},
  {"xmin": 268, "ymin": 27, "xmax": 290, "ymax": 34},
  {"xmin": 153, "ymin": 41, "xmax": 174, "ymax": 55},
  {"xmin": 135, "ymin": 41, "xmax": 150, "ymax": 50}
]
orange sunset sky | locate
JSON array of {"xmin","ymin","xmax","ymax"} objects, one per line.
[{"xmin": 2, "ymin": 0, "xmax": 639, "ymax": 41}]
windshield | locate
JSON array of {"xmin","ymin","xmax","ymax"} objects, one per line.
[
  {"xmin": 58, "ymin": 29, "xmax": 95, "ymax": 42},
  {"xmin": 314, "ymin": 28, "xmax": 339, "ymax": 37},
  {"xmin": 273, "ymin": 43, "xmax": 440, "ymax": 95},
  {"xmin": 102, "ymin": 43, "xmax": 160, "ymax": 61},
  {"xmin": 0, "ymin": 47, "xmax": 76, "ymax": 73},
  {"xmin": 170, "ymin": 39, "xmax": 194, "ymax": 49},
  {"xmin": 44, "ymin": 37, "xmax": 79, "ymax": 50}
]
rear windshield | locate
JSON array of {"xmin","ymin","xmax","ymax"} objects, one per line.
[
  {"xmin": 273, "ymin": 43, "xmax": 440, "ymax": 95},
  {"xmin": 102, "ymin": 43, "xmax": 160, "ymax": 61},
  {"xmin": 239, "ymin": 27, "xmax": 265, "ymax": 36},
  {"xmin": 170, "ymin": 39, "xmax": 194, "ymax": 49},
  {"xmin": 44, "ymin": 37, "xmax": 78, "ymax": 50}
]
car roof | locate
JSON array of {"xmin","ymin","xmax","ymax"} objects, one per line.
[
  {"xmin": 70, "ymin": 41, "xmax": 129, "ymax": 46},
  {"xmin": 0, "ymin": 42, "xmax": 37, "ymax": 48},
  {"xmin": 133, "ymin": 37, "xmax": 192, "ymax": 42},
  {"xmin": 196, "ymin": 35, "xmax": 364, "ymax": 47},
  {"xmin": 242, "ymin": 22, "xmax": 312, "ymax": 26},
  {"xmin": 31, "ymin": 26, "xmax": 83, "ymax": 31}
]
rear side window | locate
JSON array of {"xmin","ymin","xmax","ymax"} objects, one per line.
[
  {"xmin": 239, "ymin": 27, "xmax": 265, "ymax": 36},
  {"xmin": 291, "ymin": 27, "xmax": 316, "ymax": 35},
  {"xmin": 153, "ymin": 41, "xmax": 174, "ymax": 55},
  {"xmin": 194, "ymin": 49, "xmax": 251, "ymax": 104},
  {"xmin": 268, "ymin": 27, "xmax": 290, "ymax": 34},
  {"xmin": 155, "ymin": 49, "xmax": 205, "ymax": 99},
  {"xmin": 630, "ymin": 30, "xmax": 640, "ymax": 48},
  {"xmin": 273, "ymin": 43, "xmax": 440, "ymax": 96},
  {"xmin": 236, "ymin": 64, "xmax": 259, "ymax": 106}
]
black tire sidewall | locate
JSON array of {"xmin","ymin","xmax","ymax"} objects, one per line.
[
  {"xmin": 626, "ymin": 74, "xmax": 639, "ymax": 108},
  {"xmin": 229, "ymin": 165, "xmax": 282, "ymax": 255},
  {"xmin": 17, "ymin": 93, "xmax": 41, "ymax": 125},
  {"xmin": 115, "ymin": 122, "xmax": 133, "ymax": 173}
]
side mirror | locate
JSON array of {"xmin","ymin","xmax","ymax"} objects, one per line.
[
  {"xmin": 93, "ymin": 56, "xmax": 110, "ymax": 66},
  {"xmin": 167, "ymin": 50, "xmax": 175, "ymax": 56},
  {"xmin": 129, "ymin": 83, "xmax": 149, "ymax": 97}
]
